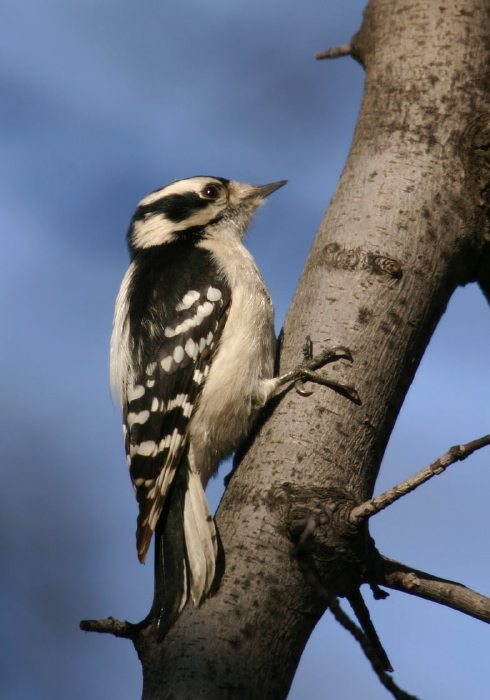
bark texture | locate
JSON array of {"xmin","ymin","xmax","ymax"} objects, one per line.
[{"xmin": 123, "ymin": 1, "xmax": 490, "ymax": 697}]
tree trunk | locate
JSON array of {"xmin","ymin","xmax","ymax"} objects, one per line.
[{"xmin": 118, "ymin": 0, "xmax": 490, "ymax": 696}]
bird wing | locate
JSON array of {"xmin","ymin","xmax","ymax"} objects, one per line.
[{"xmin": 123, "ymin": 247, "xmax": 231, "ymax": 562}]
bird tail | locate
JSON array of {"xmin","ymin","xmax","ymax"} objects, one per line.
[{"xmin": 151, "ymin": 457, "xmax": 218, "ymax": 638}]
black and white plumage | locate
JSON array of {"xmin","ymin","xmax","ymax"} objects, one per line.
[{"xmin": 110, "ymin": 175, "xmax": 287, "ymax": 632}]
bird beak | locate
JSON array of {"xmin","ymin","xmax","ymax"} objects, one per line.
[
  {"xmin": 254, "ymin": 180, "xmax": 288, "ymax": 198},
  {"xmin": 233, "ymin": 179, "xmax": 287, "ymax": 209}
]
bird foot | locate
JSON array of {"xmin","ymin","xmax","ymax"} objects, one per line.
[{"xmin": 279, "ymin": 335, "xmax": 359, "ymax": 402}]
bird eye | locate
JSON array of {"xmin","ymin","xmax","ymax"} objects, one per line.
[{"xmin": 201, "ymin": 184, "xmax": 220, "ymax": 200}]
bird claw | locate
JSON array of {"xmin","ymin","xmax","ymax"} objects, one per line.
[
  {"xmin": 307, "ymin": 344, "xmax": 353, "ymax": 371},
  {"xmin": 291, "ymin": 338, "xmax": 358, "ymax": 401},
  {"xmin": 294, "ymin": 378, "xmax": 314, "ymax": 396}
]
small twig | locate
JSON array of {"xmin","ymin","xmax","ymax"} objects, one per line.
[
  {"xmin": 374, "ymin": 556, "xmax": 490, "ymax": 624},
  {"xmin": 315, "ymin": 44, "xmax": 352, "ymax": 60},
  {"xmin": 350, "ymin": 434, "xmax": 490, "ymax": 525},
  {"xmin": 80, "ymin": 616, "xmax": 139, "ymax": 640},
  {"xmin": 347, "ymin": 589, "xmax": 393, "ymax": 672},
  {"xmin": 329, "ymin": 599, "xmax": 420, "ymax": 700},
  {"xmin": 291, "ymin": 518, "xmax": 394, "ymax": 677}
]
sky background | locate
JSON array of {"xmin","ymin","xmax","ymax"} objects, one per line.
[{"xmin": 2, "ymin": 1, "xmax": 490, "ymax": 698}]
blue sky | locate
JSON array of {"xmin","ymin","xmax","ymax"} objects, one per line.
[{"xmin": 2, "ymin": 1, "xmax": 489, "ymax": 698}]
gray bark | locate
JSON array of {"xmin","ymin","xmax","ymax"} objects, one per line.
[{"xmin": 96, "ymin": 1, "xmax": 490, "ymax": 697}]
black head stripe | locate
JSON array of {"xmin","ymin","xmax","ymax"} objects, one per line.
[
  {"xmin": 173, "ymin": 216, "xmax": 224, "ymax": 243},
  {"xmin": 134, "ymin": 192, "xmax": 212, "ymax": 224}
]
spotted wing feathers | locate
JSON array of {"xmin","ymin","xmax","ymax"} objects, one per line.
[{"xmin": 124, "ymin": 279, "xmax": 231, "ymax": 562}]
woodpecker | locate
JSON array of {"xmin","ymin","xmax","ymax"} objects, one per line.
[{"xmin": 110, "ymin": 176, "xmax": 354, "ymax": 635}]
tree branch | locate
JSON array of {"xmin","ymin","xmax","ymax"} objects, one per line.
[
  {"xmin": 80, "ymin": 617, "xmax": 139, "ymax": 640},
  {"xmin": 291, "ymin": 516, "xmax": 393, "ymax": 674},
  {"xmin": 347, "ymin": 589, "xmax": 393, "ymax": 672},
  {"xmin": 315, "ymin": 44, "xmax": 352, "ymax": 60},
  {"xmin": 350, "ymin": 435, "xmax": 490, "ymax": 525},
  {"xmin": 329, "ymin": 599, "xmax": 419, "ymax": 700},
  {"xmin": 372, "ymin": 556, "xmax": 490, "ymax": 625}
]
